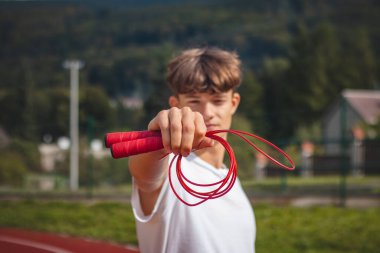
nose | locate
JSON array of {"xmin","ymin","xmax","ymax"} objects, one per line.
[{"xmin": 200, "ymin": 102, "xmax": 214, "ymax": 121}]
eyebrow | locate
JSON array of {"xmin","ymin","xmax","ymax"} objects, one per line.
[
  {"xmin": 184, "ymin": 93, "xmax": 229, "ymax": 99},
  {"xmin": 184, "ymin": 94, "xmax": 200, "ymax": 98},
  {"xmin": 211, "ymin": 93, "xmax": 229, "ymax": 99}
]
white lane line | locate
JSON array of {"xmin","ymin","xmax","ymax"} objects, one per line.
[{"xmin": 0, "ymin": 235, "xmax": 74, "ymax": 253}]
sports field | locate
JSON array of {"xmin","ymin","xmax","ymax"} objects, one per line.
[{"xmin": 0, "ymin": 200, "xmax": 379, "ymax": 253}]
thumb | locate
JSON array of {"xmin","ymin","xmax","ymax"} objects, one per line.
[{"xmin": 196, "ymin": 137, "xmax": 215, "ymax": 150}]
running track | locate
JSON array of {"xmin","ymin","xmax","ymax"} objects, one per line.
[{"xmin": 0, "ymin": 228, "xmax": 139, "ymax": 253}]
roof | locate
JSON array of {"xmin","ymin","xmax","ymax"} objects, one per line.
[{"xmin": 343, "ymin": 89, "xmax": 380, "ymax": 124}]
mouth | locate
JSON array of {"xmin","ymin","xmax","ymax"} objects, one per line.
[{"xmin": 206, "ymin": 124, "xmax": 218, "ymax": 131}]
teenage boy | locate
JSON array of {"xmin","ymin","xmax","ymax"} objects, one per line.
[{"xmin": 129, "ymin": 47, "xmax": 256, "ymax": 253}]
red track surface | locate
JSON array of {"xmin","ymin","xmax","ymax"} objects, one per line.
[{"xmin": 0, "ymin": 228, "xmax": 139, "ymax": 253}]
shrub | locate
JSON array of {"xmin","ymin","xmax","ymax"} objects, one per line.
[
  {"xmin": 0, "ymin": 152, "xmax": 28, "ymax": 186},
  {"xmin": 8, "ymin": 139, "xmax": 40, "ymax": 172}
]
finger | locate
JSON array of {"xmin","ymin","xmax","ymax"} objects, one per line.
[
  {"xmin": 148, "ymin": 110, "xmax": 171, "ymax": 153},
  {"xmin": 180, "ymin": 107, "xmax": 195, "ymax": 156},
  {"xmin": 197, "ymin": 137, "xmax": 215, "ymax": 150},
  {"xmin": 192, "ymin": 112, "xmax": 208, "ymax": 148},
  {"xmin": 168, "ymin": 108, "xmax": 182, "ymax": 154}
]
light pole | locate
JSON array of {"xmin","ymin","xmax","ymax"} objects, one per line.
[{"xmin": 63, "ymin": 60, "xmax": 84, "ymax": 191}]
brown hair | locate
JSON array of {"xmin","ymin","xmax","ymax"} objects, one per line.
[{"xmin": 166, "ymin": 47, "xmax": 242, "ymax": 94}]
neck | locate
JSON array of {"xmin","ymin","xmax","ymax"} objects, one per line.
[{"xmin": 195, "ymin": 142, "xmax": 225, "ymax": 168}]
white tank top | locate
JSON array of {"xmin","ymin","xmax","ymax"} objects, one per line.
[{"xmin": 131, "ymin": 153, "xmax": 256, "ymax": 253}]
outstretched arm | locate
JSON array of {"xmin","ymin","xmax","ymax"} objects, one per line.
[{"xmin": 128, "ymin": 107, "xmax": 214, "ymax": 215}]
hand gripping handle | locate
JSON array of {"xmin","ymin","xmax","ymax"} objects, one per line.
[{"xmin": 110, "ymin": 136, "xmax": 164, "ymax": 159}]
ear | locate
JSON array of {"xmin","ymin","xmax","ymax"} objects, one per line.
[
  {"xmin": 231, "ymin": 92, "xmax": 240, "ymax": 115},
  {"xmin": 168, "ymin": 95, "xmax": 179, "ymax": 108}
]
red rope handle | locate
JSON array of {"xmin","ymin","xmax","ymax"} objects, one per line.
[
  {"xmin": 110, "ymin": 136, "xmax": 163, "ymax": 158},
  {"xmin": 105, "ymin": 130, "xmax": 161, "ymax": 148},
  {"xmin": 105, "ymin": 130, "xmax": 295, "ymax": 206}
]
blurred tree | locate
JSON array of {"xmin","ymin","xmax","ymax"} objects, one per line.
[
  {"xmin": 33, "ymin": 89, "xmax": 56, "ymax": 139},
  {"xmin": 1, "ymin": 84, "xmax": 117, "ymax": 142},
  {"xmin": 113, "ymin": 104, "xmax": 145, "ymax": 132},
  {"xmin": 0, "ymin": 152, "xmax": 27, "ymax": 187},
  {"xmin": 286, "ymin": 23, "xmax": 340, "ymax": 120},
  {"xmin": 42, "ymin": 87, "xmax": 70, "ymax": 139},
  {"xmin": 7, "ymin": 139, "xmax": 40, "ymax": 173},
  {"xmin": 284, "ymin": 22, "xmax": 377, "ymax": 139},
  {"xmin": 80, "ymin": 85, "xmax": 116, "ymax": 135},
  {"xmin": 229, "ymin": 113, "xmax": 255, "ymax": 179},
  {"xmin": 0, "ymin": 89, "xmax": 25, "ymax": 137},
  {"xmin": 335, "ymin": 28, "xmax": 376, "ymax": 90},
  {"xmin": 258, "ymin": 57, "xmax": 290, "ymax": 140},
  {"xmin": 143, "ymin": 77, "xmax": 171, "ymax": 128},
  {"xmin": 142, "ymin": 45, "xmax": 175, "ymax": 127},
  {"xmin": 0, "ymin": 0, "xmax": 379, "ymax": 144},
  {"xmin": 238, "ymin": 69, "xmax": 264, "ymax": 134}
]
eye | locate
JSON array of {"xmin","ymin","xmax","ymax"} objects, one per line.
[
  {"xmin": 188, "ymin": 100, "xmax": 200, "ymax": 104},
  {"xmin": 213, "ymin": 99, "xmax": 226, "ymax": 105}
]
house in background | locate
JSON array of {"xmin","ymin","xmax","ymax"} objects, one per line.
[
  {"xmin": 322, "ymin": 89, "xmax": 380, "ymax": 154},
  {"xmin": 320, "ymin": 89, "xmax": 380, "ymax": 175}
]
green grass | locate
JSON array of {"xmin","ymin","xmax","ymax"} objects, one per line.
[
  {"xmin": 242, "ymin": 176, "xmax": 380, "ymax": 187},
  {"xmin": 2, "ymin": 176, "xmax": 378, "ymax": 197},
  {"xmin": 0, "ymin": 200, "xmax": 379, "ymax": 252},
  {"xmin": 242, "ymin": 176, "xmax": 380, "ymax": 196},
  {"xmin": 255, "ymin": 205, "xmax": 380, "ymax": 253},
  {"xmin": 0, "ymin": 201, "xmax": 138, "ymax": 245}
]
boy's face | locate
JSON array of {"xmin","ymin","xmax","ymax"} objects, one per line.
[{"xmin": 169, "ymin": 90, "xmax": 240, "ymax": 131}]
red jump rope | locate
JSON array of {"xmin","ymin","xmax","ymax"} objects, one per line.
[{"xmin": 105, "ymin": 130, "xmax": 295, "ymax": 206}]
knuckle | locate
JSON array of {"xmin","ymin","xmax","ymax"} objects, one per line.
[
  {"xmin": 195, "ymin": 111, "xmax": 203, "ymax": 119},
  {"xmin": 181, "ymin": 106, "xmax": 192, "ymax": 113},
  {"xmin": 169, "ymin": 107, "xmax": 180, "ymax": 113},
  {"xmin": 196, "ymin": 126, "xmax": 207, "ymax": 136},
  {"xmin": 156, "ymin": 111, "xmax": 168, "ymax": 124},
  {"xmin": 157, "ymin": 110, "xmax": 168, "ymax": 118},
  {"xmin": 170, "ymin": 122, "xmax": 181, "ymax": 132},
  {"xmin": 182, "ymin": 124, "xmax": 195, "ymax": 133}
]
